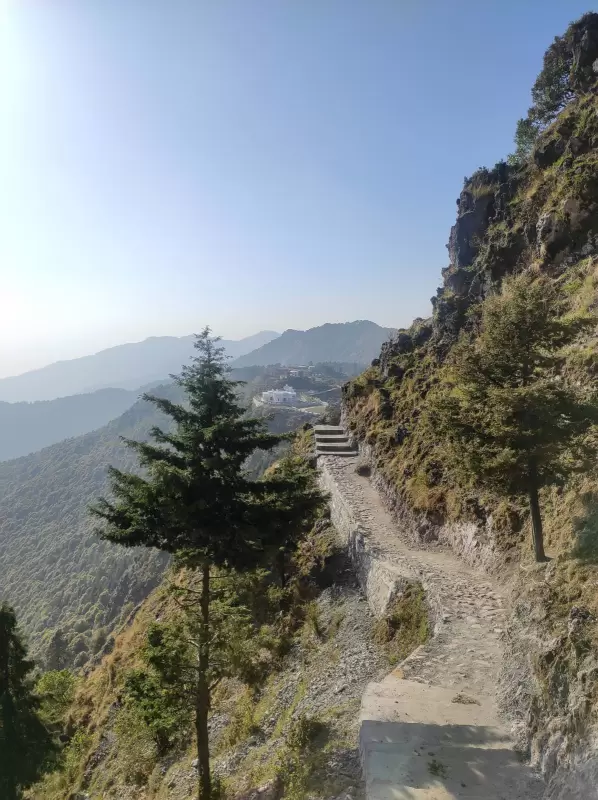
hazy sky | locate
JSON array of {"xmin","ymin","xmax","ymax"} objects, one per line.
[{"xmin": 0, "ymin": 1, "xmax": 590, "ymax": 377}]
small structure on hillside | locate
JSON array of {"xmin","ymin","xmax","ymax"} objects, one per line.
[
  {"xmin": 261, "ymin": 385, "xmax": 297, "ymax": 405},
  {"xmin": 289, "ymin": 365, "xmax": 315, "ymax": 378}
]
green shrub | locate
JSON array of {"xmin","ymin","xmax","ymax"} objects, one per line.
[
  {"xmin": 122, "ymin": 666, "xmax": 191, "ymax": 755},
  {"xmin": 277, "ymin": 714, "xmax": 328, "ymax": 800},
  {"xmin": 36, "ymin": 670, "xmax": 78, "ymax": 729},
  {"xmin": 219, "ymin": 686, "xmax": 261, "ymax": 750},
  {"xmin": 113, "ymin": 705, "xmax": 158, "ymax": 784},
  {"xmin": 304, "ymin": 601, "xmax": 324, "ymax": 639}
]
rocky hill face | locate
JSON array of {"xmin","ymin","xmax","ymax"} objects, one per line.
[
  {"xmin": 231, "ymin": 321, "xmax": 394, "ymax": 368},
  {"xmin": 343, "ymin": 15, "xmax": 598, "ymax": 798}
]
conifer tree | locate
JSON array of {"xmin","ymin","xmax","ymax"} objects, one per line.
[
  {"xmin": 0, "ymin": 603, "xmax": 55, "ymax": 799},
  {"xmin": 511, "ymin": 12, "xmax": 598, "ymax": 159},
  {"xmin": 45, "ymin": 629, "xmax": 69, "ymax": 672},
  {"xmin": 262, "ymin": 454, "xmax": 326, "ymax": 587},
  {"xmin": 122, "ymin": 569, "xmax": 279, "ymax": 758},
  {"xmin": 91, "ymin": 328, "xmax": 324, "ymax": 799},
  {"xmin": 432, "ymin": 273, "xmax": 598, "ymax": 562}
]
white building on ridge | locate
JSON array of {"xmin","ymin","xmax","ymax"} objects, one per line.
[{"xmin": 261, "ymin": 385, "xmax": 297, "ymax": 405}]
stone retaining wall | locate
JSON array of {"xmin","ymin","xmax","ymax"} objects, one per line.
[{"xmin": 318, "ymin": 458, "xmax": 415, "ymax": 617}]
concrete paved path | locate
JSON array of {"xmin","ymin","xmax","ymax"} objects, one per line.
[{"xmin": 318, "ymin": 450, "xmax": 544, "ymax": 800}]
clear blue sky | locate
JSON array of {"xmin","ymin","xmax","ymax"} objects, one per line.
[{"xmin": 0, "ymin": 0, "xmax": 592, "ymax": 377}]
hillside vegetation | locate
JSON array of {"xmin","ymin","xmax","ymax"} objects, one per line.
[
  {"xmin": 29, "ymin": 541, "xmax": 388, "ymax": 800},
  {"xmin": 231, "ymin": 321, "xmax": 393, "ymax": 368},
  {"xmin": 0, "ymin": 387, "xmax": 176, "ymax": 668},
  {"xmin": 0, "ymin": 388, "xmax": 140, "ymax": 462},
  {"xmin": 12, "ymin": 14, "xmax": 598, "ymax": 800},
  {"xmin": 0, "ymin": 331, "xmax": 278, "ymax": 402},
  {"xmin": 0, "ymin": 376, "xmax": 323, "ymax": 669},
  {"xmin": 343, "ymin": 12, "xmax": 598, "ymax": 794},
  {"xmin": 24, "ymin": 339, "xmax": 384, "ymax": 800}
]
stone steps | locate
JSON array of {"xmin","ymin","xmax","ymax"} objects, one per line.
[
  {"xmin": 314, "ymin": 425, "xmax": 357, "ymax": 457},
  {"xmin": 316, "ymin": 442, "xmax": 355, "ymax": 453},
  {"xmin": 315, "ymin": 449, "xmax": 357, "ymax": 457}
]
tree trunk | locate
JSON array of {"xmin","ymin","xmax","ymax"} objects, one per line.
[
  {"xmin": 276, "ymin": 549, "xmax": 286, "ymax": 589},
  {"xmin": 196, "ymin": 562, "xmax": 211, "ymax": 800},
  {"xmin": 528, "ymin": 462, "xmax": 547, "ymax": 562},
  {"xmin": 0, "ymin": 625, "xmax": 17, "ymax": 800}
]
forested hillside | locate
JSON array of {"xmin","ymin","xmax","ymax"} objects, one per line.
[
  {"xmin": 232, "ymin": 320, "xmax": 393, "ymax": 368},
  {"xmin": 0, "ymin": 376, "xmax": 319, "ymax": 668},
  {"xmin": 0, "ymin": 387, "xmax": 178, "ymax": 667},
  {"xmin": 0, "ymin": 388, "xmax": 140, "ymax": 461},
  {"xmin": 0, "ymin": 330, "xmax": 279, "ymax": 402}
]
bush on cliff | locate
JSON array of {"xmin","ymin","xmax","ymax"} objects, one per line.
[{"xmin": 513, "ymin": 11, "xmax": 598, "ymax": 159}]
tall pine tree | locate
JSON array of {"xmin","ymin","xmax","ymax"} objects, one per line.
[
  {"xmin": 45, "ymin": 629, "xmax": 69, "ymax": 672},
  {"xmin": 261, "ymin": 454, "xmax": 327, "ymax": 588},
  {"xmin": 432, "ymin": 273, "xmax": 598, "ymax": 561},
  {"xmin": 0, "ymin": 604, "xmax": 55, "ymax": 800},
  {"xmin": 91, "ymin": 328, "xmax": 324, "ymax": 799}
]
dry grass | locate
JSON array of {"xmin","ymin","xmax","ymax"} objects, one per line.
[{"xmin": 372, "ymin": 583, "xmax": 430, "ymax": 665}]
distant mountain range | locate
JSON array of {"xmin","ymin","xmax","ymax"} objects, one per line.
[
  {"xmin": 0, "ymin": 321, "xmax": 392, "ymax": 403},
  {"xmin": 0, "ymin": 388, "xmax": 143, "ymax": 461},
  {"xmin": 0, "ymin": 320, "xmax": 389, "ymax": 460},
  {"xmin": 0, "ymin": 331, "xmax": 279, "ymax": 402},
  {"xmin": 0, "ymin": 318, "xmax": 391, "ymax": 664},
  {"xmin": 232, "ymin": 320, "xmax": 394, "ymax": 368}
]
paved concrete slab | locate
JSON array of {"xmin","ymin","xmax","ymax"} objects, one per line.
[{"xmin": 360, "ymin": 678, "xmax": 543, "ymax": 800}]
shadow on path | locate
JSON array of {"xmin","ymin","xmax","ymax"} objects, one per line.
[{"xmin": 361, "ymin": 720, "xmax": 543, "ymax": 799}]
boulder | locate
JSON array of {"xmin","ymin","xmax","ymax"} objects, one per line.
[
  {"xmin": 534, "ymin": 136, "xmax": 566, "ymax": 169},
  {"xmin": 385, "ymin": 362, "xmax": 404, "ymax": 380},
  {"xmin": 234, "ymin": 778, "xmax": 283, "ymax": 800}
]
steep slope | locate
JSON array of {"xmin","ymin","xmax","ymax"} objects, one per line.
[
  {"xmin": 343, "ymin": 19, "xmax": 598, "ymax": 796},
  {"xmin": 0, "ymin": 387, "xmax": 177, "ymax": 667},
  {"xmin": 0, "ymin": 387, "xmax": 141, "ymax": 461},
  {"xmin": 31, "ymin": 528, "xmax": 389, "ymax": 800},
  {"xmin": 232, "ymin": 321, "xmax": 393, "ymax": 368},
  {"xmin": 0, "ymin": 331, "xmax": 279, "ymax": 402}
]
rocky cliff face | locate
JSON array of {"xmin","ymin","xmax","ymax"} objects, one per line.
[{"xmin": 343, "ymin": 17, "xmax": 598, "ymax": 797}]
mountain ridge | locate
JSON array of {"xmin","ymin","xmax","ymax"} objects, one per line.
[
  {"xmin": 0, "ymin": 387, "xmax": 144, "ymax": 462},
  {"xmin": 0, "ymin": 330, "xmax": 279, "ymax": 402},
  {"xmin": 232, "ymin": 320, "xmax": 394, "ymax": 368}
]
